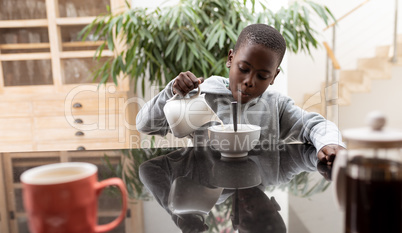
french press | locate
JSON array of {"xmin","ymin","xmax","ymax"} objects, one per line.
[{"xmin": 333, "ymin": 112, "xmax": 402, "ymax": 233}]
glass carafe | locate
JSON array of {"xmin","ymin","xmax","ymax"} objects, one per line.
[{"xmin": 333, "ymin": 112, "xmax": 402, "ymax": 233}]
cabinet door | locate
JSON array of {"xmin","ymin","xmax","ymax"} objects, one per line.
[
  {"xmin": 0, "ymin": 0, "xmax": 47, "ymax": 20},
  {"xmin": 0, "ymin": 118, "xmax": 33, "ymax": 152},
  {"xmin": 32, "ymin": 90, "xmax": 125, "ymax": 116},
  {"xmin": 61, "ymin": 57, "xmax": 114, "ymax": 84},
  {"xmin": 36, "ymin": 141, "xmax": 126, "ymax": 151},
  {"xmin": 34, "ymin": 114, "xmax": 121, "ymax": 130},
  {"xmin": 2, "ymin": 152, "xmax": 61, "ymax": 233},
  {"xmin": 0, "ymin": 143, "xmax": 34, "ymax": 153},
  {"xmin": 1, "ymin": 60, "xmax": 53, "ymax": 87},
  {"xmin": 0, "ymin": 154, "xmax": 10, "ymax": 233},
  {"xmin": 0, "ymin": 25, "xmax": 52, "ymax": 88},
  {"xmin": 57, "ymin": 0, "xmax": 110, "ymax": 18},
  {"xmin": 0, "ymin": 118, "xmax": 32, "ymax": 142},
  {"xmin": 0, "ymin": 102, "xmax": 32, "ymax": 117},
  {"xmin": 33, "ymin": 114, "xmax": 128, "ymax": 151}
]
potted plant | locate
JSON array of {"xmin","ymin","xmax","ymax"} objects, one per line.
[{"xmin": 80, "ymin": 0, "xmax": 335, "ymax": 93}]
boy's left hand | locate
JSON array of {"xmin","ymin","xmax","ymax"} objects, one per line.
[{"xmin": 317, "ymin": 144, "xmax": 346, "ymax": 165}]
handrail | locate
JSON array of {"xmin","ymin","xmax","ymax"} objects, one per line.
[
  {"xmin": 391, "ymin": 0, "xmax": 398, "ymax": 63},
  {"xmin": 323, "ymin": 42, "xmax": 341, "ymax": 70},
  {"xmin": 323, "ymin": 0, "xmax": 370, "ymax": 31}
]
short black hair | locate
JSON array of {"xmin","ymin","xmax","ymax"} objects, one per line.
[{"xmin": 234, "ymin": 24, "xmax": 286, "ymax": 66}]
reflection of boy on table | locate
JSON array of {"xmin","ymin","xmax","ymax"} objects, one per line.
[
  {"xmin": 139, "ymin": 144, "xmax": 322, "ymax": 233},
  {"xmin": 136, "ymin": 23, "xmax": 346, "ymax": 165},
  {"xmin": 139, "ymin": 147, "xmax": 216, "ymax": 233},
  {"xmin": 232, "ymin": 188, "xmax": 286, "ymax": 233}
]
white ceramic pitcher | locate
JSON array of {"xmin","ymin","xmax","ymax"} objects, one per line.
[{"xmin": 163, "ymin": 87, "xmax": 222, "ymax": 138}]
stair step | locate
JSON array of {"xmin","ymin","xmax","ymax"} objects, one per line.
[
  {"xmin": 357, "ymin": 57, "xmax": 392, "ymax": 79},
  {"xmin": 339, "ymin": 70, "xmax": 371, "ymax": 92},
  {"xmin": 376, "ymin": 44, "xmax": 402, "ymax": 58},
  {"xmin": 376, "ymin": 45, "xmax": 391, "ymax": 58},
  {"xmin": 300, "ymin": 36, "xmax": 402, "ymax": 113}
]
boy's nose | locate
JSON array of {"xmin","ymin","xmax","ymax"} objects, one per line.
[{"xmin": 244, "ymin": 75, "xmax": 255, "ymax": 87}]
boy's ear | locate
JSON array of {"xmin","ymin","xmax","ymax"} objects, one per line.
[
  {"xmin": 226, "ymin": 49, "xmax": 234, "ymax": 68},
  {"xmin": 270, "ymin": 68, "xmax": 280, "ymax": 85}
]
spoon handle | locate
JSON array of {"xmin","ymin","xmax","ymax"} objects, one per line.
[{"xmin": 232, "ymin": 101, "xmax": 237, "ymax": 132}]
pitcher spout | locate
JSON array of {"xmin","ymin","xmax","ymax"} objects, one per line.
[{"xmin": 209, "ymin": 114, "xmax": 223, "ymax": 125}]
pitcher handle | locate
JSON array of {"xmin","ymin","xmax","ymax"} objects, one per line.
[{"xmin": 170, "ymin": 86, "xmax": 201, "ymax": 101}]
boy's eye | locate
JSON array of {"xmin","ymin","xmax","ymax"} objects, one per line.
[
  {"xmin": 258, "ymin": 74, "xmax": 268, "ymax": 80},
  {"xmin": 239, "ymin": 67, "xmax": 248, "ymax": 73}
]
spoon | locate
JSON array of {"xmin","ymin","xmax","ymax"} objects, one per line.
[{"xmin": 232, "ymin": 101, "xmax": 237, "ymax": 132}]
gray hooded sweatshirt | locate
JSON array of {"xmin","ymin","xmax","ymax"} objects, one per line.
[{"xmin": 136, "ymin": 76, "xmax": 345, "ymax": 152}]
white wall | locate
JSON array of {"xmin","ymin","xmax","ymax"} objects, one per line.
[
  {"xmin": 286, "ymin": 0, "xmax": 402, "ymax": 128},
  {"xmin": 288, "ymin": 0, "xmax": 402, "ymax": 104},
  {"xmin": 339, "ymin": 66, "xmax": 402, "ymax": 130}
]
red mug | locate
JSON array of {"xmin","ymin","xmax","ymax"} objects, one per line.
[{"xmin": 21, "ymin": 162, "xmax": 127, "ymax": 233}]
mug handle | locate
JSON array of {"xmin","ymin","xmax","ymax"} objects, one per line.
[
  {"xmin": 170, "ymin": 86, "xmax": 201, "ymax": 101},
  {"xmin": 94, "ymin": 178, "xmax": 128, "ymax": 233}
]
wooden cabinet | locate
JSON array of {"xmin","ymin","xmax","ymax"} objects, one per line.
[
  {"xmin": 0, "ymin": 0, "xmax": 138, "ymax": 152},
  {"xmin": 0, "ymin": 150, "xmax": 143, "ymax": 233}
]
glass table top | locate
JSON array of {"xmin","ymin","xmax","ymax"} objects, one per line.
[
  {"xmin": 112, "ymin": 143, "xmax": 341, "ymax": 233},
  {"xmin": 2, "ymin": 143, "xmax": 344, "ymax": 233}
]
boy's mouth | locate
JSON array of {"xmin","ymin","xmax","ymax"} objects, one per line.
[{"xmin": 238, "ymin": 89, "xmax": 251, "ymax": 97}]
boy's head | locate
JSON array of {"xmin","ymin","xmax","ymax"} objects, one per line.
[
  {"xmin": 234, "ymin": 24, "xmax": 286, "ymax": 65},
  {"xmin": 226, "ymin": 24, "xmax": 286, "ymax": 103}
]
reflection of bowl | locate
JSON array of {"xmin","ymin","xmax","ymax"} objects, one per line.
[
  {"xmin": 208, "ymin": 124, "xmax": 261, "ymax": 158},
  {"xmin": 210, "ymin": 157, "xmax": 262, "ymax": 189}
]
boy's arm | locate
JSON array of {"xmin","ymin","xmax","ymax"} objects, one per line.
[
  {"xmin": 135, "ymin": 80, "xmax": 176, "ymax": 136},
  {"xmin": 278, "ymin": 96, "xmax": 346, "ymax": 154}
]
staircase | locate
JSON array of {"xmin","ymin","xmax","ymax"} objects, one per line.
[{"xmin": 300, "ymin": 35, "xmax": 402, "ymax": 118}]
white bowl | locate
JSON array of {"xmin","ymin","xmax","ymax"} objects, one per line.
[{"xmin": 208, "ymin": 124, "xmax": 261, "ymax": 157}]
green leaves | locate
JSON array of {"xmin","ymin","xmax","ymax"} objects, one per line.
[
  {"xmin": 80, "ymin": 0, "xmax": 335, "ymax": 93},
  {"xmin": 251, "ymin": 0, "xmax": 336, "ymax": 55}
]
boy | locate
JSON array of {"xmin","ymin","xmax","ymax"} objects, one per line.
[{"xmin": 136, "ymin": 24, "xmax": 345, "ymax": 165}]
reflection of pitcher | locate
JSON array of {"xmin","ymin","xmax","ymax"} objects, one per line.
[
  {"xmin": 163, "ymin": 87, "xmax": 222, "ymax": 138},
  {"xmin": 168, "ymin": 176, "xmax": 223, "ymax": 218},
  {"xmin": 333, "ymin": 112, "xmax": 402, "ymax": 233}
]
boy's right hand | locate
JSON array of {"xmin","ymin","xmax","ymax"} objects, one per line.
[{"xmin": 172, "ymin": 71, "xmax": 204, "ymax": 96}]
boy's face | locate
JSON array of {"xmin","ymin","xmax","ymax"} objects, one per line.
[{"xmin": 227, "ymin": 43, "xmax": 281, "ymax": 103}]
